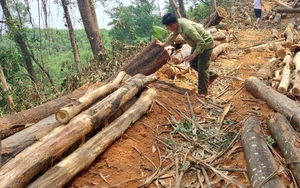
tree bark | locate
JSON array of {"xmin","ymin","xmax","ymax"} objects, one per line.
[
  {"xmin": 211, "ymin": 43, "xmax": 230, "ymax": 61},
  {"xmin": 1, "ymin": 115, "xmax": 61, "ymax": 166},
  {"xmin": 274, "ymin": 42, "xmax": 286, "ymax": 59},
  {"xmin": 106, "ymin": 40, "xmax": 169, "ymax": 82},
  {"xmin": 277, "ymin": 56, "xmax": 291, "ymax": 94},
  {"xmin": 169, "ymin": 0, "xmax": 181, "ymax": 18},
  {"xmin": 203, "ymin": 6, "xmax": 228, "ymax": 28},
  {"xmin": 0, "ymin": 74, "xmax": 157, "ymax": 188},
  {"xmin": 275, "ymin": 7, "xmax": 300, "ymax": 13},
  {"xmin": 267, "ymin": 113, "xmax": 300, "ymax": 186},
  {"xmin": 77, "ymin": 0, "xmax": 106, "ymax": 59},
  {"xmin": 272, "ymin": 70, "xmax": 281, "ymax": 89},
  {"xmin": 28, "ymin": 88, "xmax": 157, "ymax": 188},
  {"xmin": 244, "ymin": 76, "xmax": 300, "ymax": 132},
  {"xmin": 292, "ymin": 51, "xmax": 300, "ymax": 70},
  {"xmin": 242, "ymin": 116, "xmax": 285, "ymax": 188},
  {"xmin": 211, "ymin": 30, "xmax": 227, "ymax": 41},
  {"xmin": 62, "ymin": 0, "xmax": 82, "ymax": 74},
  {"xmin": 255, "ymin": 58, "xmax": 280, "ymax": 84},
  {"xmin": 0, "ymin": 64, "xmax": 14, "ymax": 112},
  {"xmin": 291, "ymin": 70, "xmax": 300, "ymax": 96},
  {"xmin": 0, "ymin": 83, "xmax": 94, "ymax": 135},
  {"xmin": 56, "ymin": 71, "xmax": 126, "ymax": 123},
  {"xmin": 178, "ymin": 0, "xmax": 186, "ymax": 18}
]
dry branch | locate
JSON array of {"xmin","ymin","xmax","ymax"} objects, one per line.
[
  {"xmin": 242, "ymin": 116, "xmax": 285, "ymax": 188},
  {"xmin": 28, "ymin": 88, "xmax": 157, "ymax": 188},
  {"xmin": 267, "ymin": 113, "xmax": 300, "ymax": 186},
  {"xmin": 245, "ymin": 76, "xmax": 300, "ymax": 132},
  {"xmin": 55, "ymin": 71, "xmax": 126, "ymax": 123},
  {"xmin": 0, "ymin": 74, "xmax": 157, "ymax": 187}
]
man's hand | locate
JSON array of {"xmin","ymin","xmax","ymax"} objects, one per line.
[
  {"xmin": 156, "ymin": 40, "xmax": 167, "ymax": 47},
  {"xmin": 184, "ymin": 54, "xmax": 197, "ymax": 62}
]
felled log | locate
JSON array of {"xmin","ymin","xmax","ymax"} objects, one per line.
[
  {"xmin": 211, "ymin": 30, "xmax": 227, "ymax": 41},
  {"xmin": 169, "ymin": 44, "xmax": 192, "ymax": 64},
  {"xmin": 273, "ymin": 13, "xmax": 282, "ymax": 23},
  {"xmin": 274, "ymin": 0, "xmax": 292, "ymax": 8},
  {"xmin": 107, "ymin": 39, "xmax": 169, "ymax": 82},
  {"xmin": 292, "ymin": 51, "xmax": 300, "ymax": 70},
  {"xmin": 1, "ymin": 115, "xmax": 60, "ymax": 167},
  {"xmin": 159, "ymin": 63, "xmax": 189, "ymax": 79},
  {"xmin": 0, "ymin": 84, "xmax": 91, "ymax": 135},
  {"xmin": 271, "ymin": 29, "xmax": 279, "ymax": 39},
  {"xmin": 0, "ymin": 74, "xmax": 157, "ymax": 188},
  {"xmin": 242, "ymin": 116, "xmax": 285, "ymax": 188},
  {"xmin": 274, "ymin": 42, "xmax": 286, "ymax": 59},
  {"xmin": 291, "ymin": 70, "xmax": 300, "ymax": 96},
  {"xmin": 28, "ymin": 88, "xmax": 157, "ymax": 188},
  {"xmin": 284, "ymin": 19, "xmax": 295, "ymax": 49},
  {"xmin": 211, "ymin": 43, "xmax": 230, "ymax": 61},
  {"xmin": 244, "ymin": 43, "xmax": 274, "ymax": 54},
  {"xmin": 277, "ymin": 58, "xmax": 291, "ymax": 94},
  {"xmin": 56, "ymin": 71, "xmax": 126, "ymax": 123},
  {"xmin": 275, "ymin": 7, "xmax": 300, "ymax": 13},
  {"xmin": 202, "ymin": 6, "xmax": 228, "ymax": 28},
  {"xmin": 255, "ymin": 58, "xmax": 280, "ymax": 84},
  {"xmin": 245, "ymin": 76, "xmax": 300, "ymax": 132},
  {"xmin": 272, "ymin": 70, "xmax": 281, "ymax": 89},
  {"xmin": 267, "ymin": 113, "xmax": 300, "ymax": 186}
]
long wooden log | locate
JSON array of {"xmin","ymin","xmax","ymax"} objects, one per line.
[
  {"xmin": 28, "ymin": 88, "xmax": 157, "ymax": 188},
  {"xmin": 0, "ymin": 84, "xmax": 92, "ymax": 133},
  {"xmin": 272, "ymin": 70, "xmax": 281, "ymax": 89},
  {"xmin": 267, "ymin": 113, "xmax": 300, "ymax": 186},
  {"xmin": 291, "ymin": 70, "xmax": 300, "ymax": 96},
  {"xmin": 284, "ymin": 19, "xmax": 295, "ymax": 49},
  {"xmin": 211, "ymin": 43, "xmax": 230, "ymax": 61},
  {"xmin": 244, "ymin": 76, "xmax": 300, "ymax": 132},
  {"xmin": 1, "ymin": 115, "xmax": 60, "ymax": 167},
  {"xmin": 0, "ymin": 74, "xmax": 157, "ymax": 188},
  {"xmin": 275, "ymin": 7, "xmax": 300, "ymax": 13},
  {"xmin": 107, "ymin": 40, "xmax": 169, "ymax": 82},
  {"xmin": 274, "ymin": 0, "xmax": 292, "ymax": 8},
  {"xmin": 277, "ymin": 56, "xmax": 291, "ymax": 94},
  {"xmin": 292, "ymin": 51, "xmax": 300, "ymax": 70},
  {"xmin": 274, "ymin": 42, "xmax": 286, "ymax": 59},
  {"xmin": 242, "ymin": 116, "xmax": 285, "ymax": 188},
  {"xmin": 55, "ymin": 71, "xmax": 126, "ymax": 123}
]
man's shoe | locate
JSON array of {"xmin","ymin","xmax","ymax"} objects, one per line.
[
  {"xmin": 195, "ymin": 93, "xmax": 206, "ymax": 99},
  {"xmin": 209, "ymin": 74, "xmax": 219, "ymax": 85}
]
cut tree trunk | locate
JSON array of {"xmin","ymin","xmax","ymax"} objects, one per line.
[
  {"xmin": 255, "ymin": 57, "xmax": 280, "ymax": 84},
  {"xmin": 291, "ymin": 70, "xmax": 300, "ymax": 96},
  {"xmin": 242, "ymin": 116, "xmax": 285, "ymax": 188},
  {"xmin": 245, "ymin": 76, "xmax": 300, "ymax": 132},
  {"xmin": 1, "ymin": 115, "xmax": 60, "ymax": 167},
  {"xmin": 267, "ymin": 113, "xmax": 300, "ymax": 186},
  {"xmin": 106, "ymin": 39, "xmax": 170, "ymax": 82},
  {"xmin": 211, "ymin": 43, "xmax": 230, "ymax": 61},
  {"xmin": 0, "ymin": 74, "xmax": 157, "ymax": 188},
  {"xmin": 271, "ymin": 29, "xmax": 279, "ymax": 39},
  {"xmin": 56, "ymin": 71, "xmax": 126, "ymax": 123},
  {"xmin": 202, "ymin": 6, "xmax": 228, "ymax": 28},
  {"xmin": 277, "ymin": 60, "xmax": 291, "ymax": 94},
  {"xmin": 274, "ymin": 42, "xmax": 286, "ymax": 59},
  {"xmin": 211, "ymin": 30, "xmax": 227, "ymax": 41},
  {"xmin": 170, "ymin": 44, "xmax": 192, "ymax": 64},
  {"xmin": 275, "ymin": 7, "xmax": 300, "ymax": 13},
  {"xmin": 292, "ymin": 51, "xmax": 300, "ymax": 70},
  {"xmin": 28, "ymin": 88, "xmax": 157, "ymax": 188},
  {"xmin": 284, "ymin": 19, "xmax": 295, "ymax": 49}
]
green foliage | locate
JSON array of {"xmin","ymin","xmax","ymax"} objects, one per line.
[{"xmin": 151, "ymin": 26, "xmax": 168, "ymax": 41}]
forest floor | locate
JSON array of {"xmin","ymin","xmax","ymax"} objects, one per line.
[{"xmin": 67, "ymin": 1, "xmax": 298, "ymax": 188}]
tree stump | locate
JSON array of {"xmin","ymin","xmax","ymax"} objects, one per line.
[{"xmin": 203, "ymin": 6, "xmax": 228, "ymax": 28}]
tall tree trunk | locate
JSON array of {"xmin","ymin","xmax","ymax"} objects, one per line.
[
  {"xmin": 178, "ymin": 0, "xmax": 186, "ymax": 18},
  {"xmin": 77, "ymin": 0, "xmax": 106, "ymax": 60},
  {"xmin": 0, "ymin": 0, "xmax": 39, "ymax": 89},
  {"xmin": 211, "ymin": 0, "xmax": 217, "ymax": 11},
  {"xmin": 169, "ymin": 0, "xmax": 181, "ymax": 18},
  {"xmin": 61, "ymin": 0, "xmax": 82, "ymax": 74},
  {"xmin": 0, "ymin": 64, "xmax": 14, "ymax": 112}
]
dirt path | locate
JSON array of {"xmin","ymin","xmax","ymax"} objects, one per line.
[{"xmin": 67, "ymin": 5, "xmax": 296, "ymax": 188}]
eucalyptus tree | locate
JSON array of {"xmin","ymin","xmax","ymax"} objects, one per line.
[
  {"xmin": 61, "ymin": 0, "xmax": 82, "ymax": 74},
  {"xmin": 77, "ymin": 0, "xmax": 106, "ymax": 60}
]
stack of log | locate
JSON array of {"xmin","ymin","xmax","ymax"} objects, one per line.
[{"xmin": 0, "ymin": 40, "xmax": 169, "ymax": 187}]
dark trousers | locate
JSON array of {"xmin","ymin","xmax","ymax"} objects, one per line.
[{"xmin": 190, "ymin": 48, "xmax": 214, "ymax": 95}]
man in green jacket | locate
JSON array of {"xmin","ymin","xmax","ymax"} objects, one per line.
[{"xmin": 157, "ymin": 13, "xmax": 218, "ymax": 98}]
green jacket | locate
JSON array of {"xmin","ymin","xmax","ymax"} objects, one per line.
[{"xmin": 166, "ymin": 18, "xmax": 214, "ymax": 55}]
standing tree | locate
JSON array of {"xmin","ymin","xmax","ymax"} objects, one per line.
[
  {"xmin": 169, "ymin": 0, "xmax": 181, "ymax": 18},
  {"xmin": 0, "ymin": 0, "xmax": 39, "ymax": 91},
  {"xmin": 61, "ymin": 0, "xmax": 82, "ymax": 74},
  {"xmin": 0, "ymin": 64, "xmax": 14, "ymax": 112},
  {"xmin": 77, "ymin": 0, "xmax": 106, "ymax": 60},
  {"xmin": 178, "ymin": 0, "xmax": 186, "ymax": 18}
]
